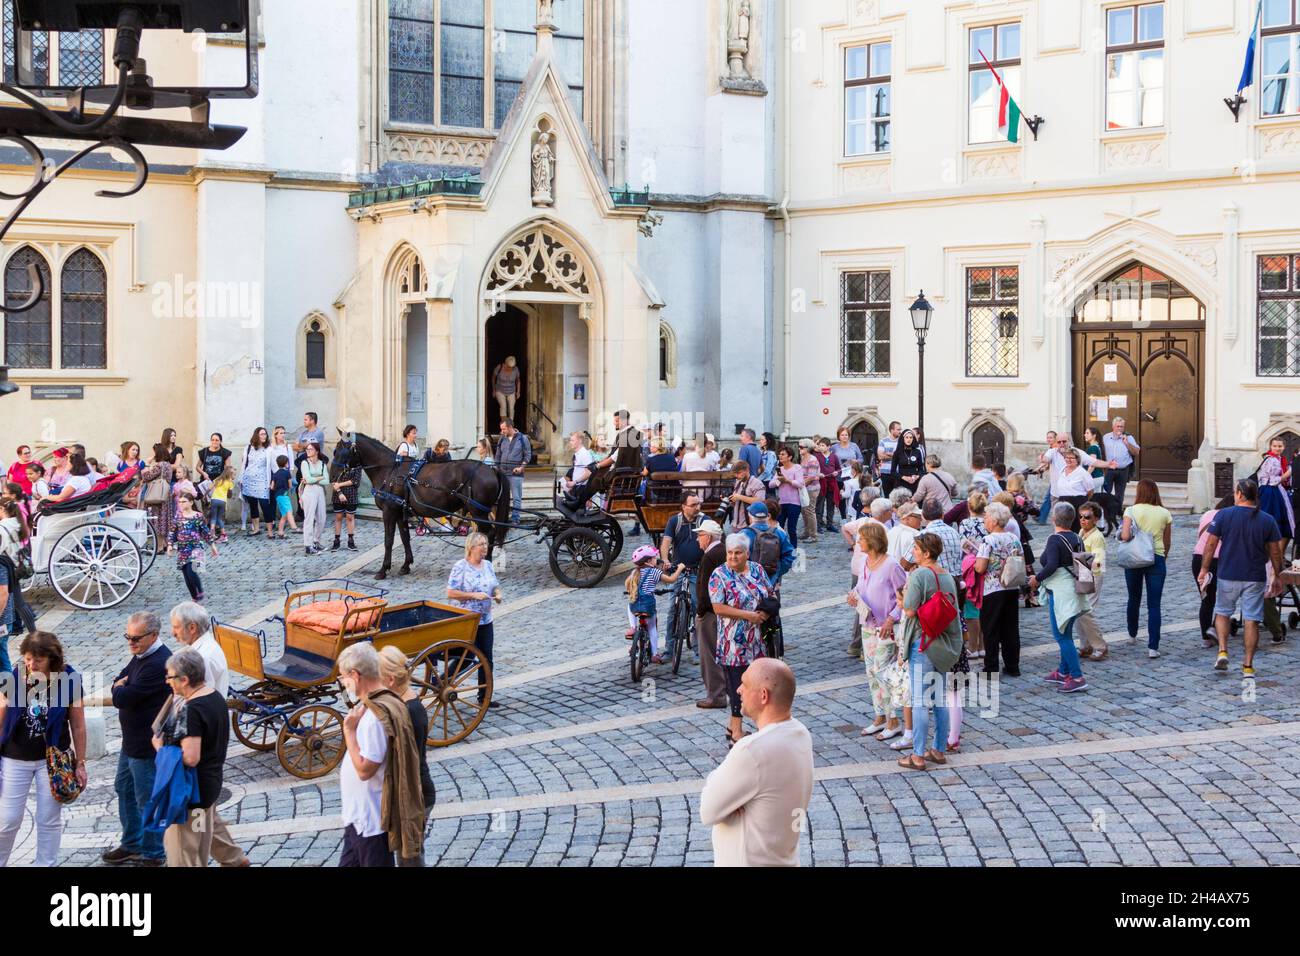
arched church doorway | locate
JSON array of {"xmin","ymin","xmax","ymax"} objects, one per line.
[
  {"xmin": 486, "ymin": 306, "xmax": 529, "ymax": 436},
  {"xmin": 1071, "ymin": 261, "xmax": 1205, "ymax": 483}
]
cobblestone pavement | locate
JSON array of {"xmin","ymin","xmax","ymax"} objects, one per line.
[{"xmin": 7, "ymin": 514, "xmax": 1300, "ymax": 867}]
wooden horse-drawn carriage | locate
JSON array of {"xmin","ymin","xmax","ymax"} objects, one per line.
[{"xmin": 213, "ymin": 579, "xmax": 489, "ymax": 779}]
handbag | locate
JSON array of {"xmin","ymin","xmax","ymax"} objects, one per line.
[
  {"xmin": 46, "ymin": 741, "xmax": 83, "ymax": 804},
  {"xmin": 917, "ymin": 567, "xmax": 958, "ymax": 649},
  {"xmin": 798, "ymin": 483, "xmax": 810, "ymax": 508},
  {"xmin": 999, "ymin": 544, "xmax": 1028, "ymax": 589},
  {"xmin": 1112, "ymin": 527, "xmax": 1156, "ymax": 569},
  {"xmin": 142, "ymin": 476, "xmax": 170, "ymax": 506}
]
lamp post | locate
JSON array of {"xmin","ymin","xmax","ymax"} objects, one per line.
[{"xmin": 909, "ymin": 291, "xmax": 934, "ymax": 435}]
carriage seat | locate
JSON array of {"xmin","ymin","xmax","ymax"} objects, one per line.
[
  {"xmin": 260, "ymin": 648, "xmax": 336, "ymax": 687},
  {"xmin": 285, "ymin": 598, "xmax": 385, "ymax": 637},
  {"xmin": 554, "ymin": 497, "xmax": 606, "ymax": 524}
]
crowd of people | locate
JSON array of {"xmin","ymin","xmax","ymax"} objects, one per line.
[{"xmin": 0, "ymin": 408, "xmax": 1296, "ymax": 867}]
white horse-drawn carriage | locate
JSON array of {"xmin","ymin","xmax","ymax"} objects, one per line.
[{"xmin": 28, "ymin": 476, "xmax": 158, "ymax": 610}]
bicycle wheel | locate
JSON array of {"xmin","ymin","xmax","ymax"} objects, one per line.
[
  {"xmin": 670, "ymin": 605, "xmax": 685, "ymax": 675},
  {"xmin": 630, "ymin": 624, "xmax": 646, "ymax": 683}
]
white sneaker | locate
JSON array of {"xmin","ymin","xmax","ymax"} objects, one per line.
[
  {"xmin": 889, "ymin": 733, "xmax": 915, "ymax": 751},
  {"xmin": 1148, "ymin": 649, "xmax": 1161, "ymax": 659}
]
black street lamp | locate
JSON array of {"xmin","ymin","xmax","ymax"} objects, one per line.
[{"xmin": 909, "ymin": 290, "xmax": 934, "ymax": 435}]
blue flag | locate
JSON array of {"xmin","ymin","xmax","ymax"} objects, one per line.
[{"xmin": 1237, "ymin": 0, "xmax": 1263, "ymax": 94}]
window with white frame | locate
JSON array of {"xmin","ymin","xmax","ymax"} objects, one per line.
[
  {"xmin": 968, "ymin": 22, "xmax": 1021, "ymax": 144},
  {"xmin": 1262, "ymin": 0, "xmax": 1300, "ymax": 117},
  {"xmin": 966, "ymin": 266, "xmax": 1019, "ymax": 377},
  {"xmin": 2, "ymin": 245, "xmax": 107, "ymax": 370},
  {"xmin": 845, "ymin": 41, "xmax": 890, "ymax": 156},
  {"xmin": 1258, "ymin": 254, "xmax": 1300, "ymax": 376},
  {"xmin": 2, "ymin": 0, "xmax": 104, "ymax": 86},
  {"xmin": 388, "ymin": 0, "xmax": 585, "ymax": 130},
  {"xmin": 1106, "ymin": 3, "xmax": 1164, "ymax": 129},
  {"xmin": 841, "ymin": 271, "xmax": 890, "ymax": 378}
]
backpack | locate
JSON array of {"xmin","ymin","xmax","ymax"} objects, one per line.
[
  {"xmin": 750, "ymin": 527, "xmax": 782, "ymax": 578},
  {"xmin": 1052, "ymin": 532, "xmax": 1095, "ymax": 594}
]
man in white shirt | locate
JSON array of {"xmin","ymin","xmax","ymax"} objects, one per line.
[
  {"xmin": 338, "ymin": 642, "xmax": 393, "ymax": 867},
  {"xmin": 1100, "ymin": 416, "xmax": 1141, "ymax": 502},
  {"xmin": 1041, "ymin": 434, "xmax": 1113, "ymax": 505},
  {"xmin": 169, "ymin": 601, "xmax": 228, "ymax": 698},
  {"xmin": 887, "ymin": 502, "xmax": 923, "ymax": 571},
  {"xmin": 699, "ymin": 659, "xmax": 813, "ymax": 866},
  {"xmin": 167, "ymin": 600, "xmax": 249, "ymax": 867}
]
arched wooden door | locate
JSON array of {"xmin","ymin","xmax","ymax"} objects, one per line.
[
  {"xmin": 971, "ymin": 421, "xmax": 1007, "ymax": 468},
  {"xmin": 1071, "ymin": 262, "xmax": 1204, "ymax": 483},
  {"xmin": 850, "ymin": 421, "xmax": 879, "ymax": 464}
]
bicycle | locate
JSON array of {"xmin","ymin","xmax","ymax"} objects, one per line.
[
  {"xmin": 630, "ymin": 586, "xmax": 679, "ymax": 683},
  {"xmin": 667, "ymin": 573, "xmax": 697, "ymax": 676}
]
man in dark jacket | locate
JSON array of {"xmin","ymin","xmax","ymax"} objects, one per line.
[
  {"xmin": 694, "ymin": 520, "xmax": 728, "ymax": 710},
  {"xmin": 101, "ymin": 611, "xmax": 172, "ymax": 866}
]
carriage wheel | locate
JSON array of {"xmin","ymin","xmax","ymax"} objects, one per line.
[
  {"xmin": 414, "ymin": 640, "xmax": 492, "ymax": 747},
  {"xmin": 1289, "ymin": 611, "xmax": 1299, "ymax": 630},
  {"xmin": 49, "ymin": 522, "xmax": 142, "ymax": 610},
  {"xmin": 138, "ymin": 522, "xmax": 159, "ymax": 574},
  {"xmin": 548, "ymin": 526, "xmax": 611, "ymax": 588},
  {"xmin": 276, "ymin": 705, "xmax": 346, "ymax": 779},
  {"xmin": 231, "ymin": 710, "xmax": 280, "ymax": 752},
  {"xmin": 597, "ymin": 518, "xmax": 624, "ymax": 563}
]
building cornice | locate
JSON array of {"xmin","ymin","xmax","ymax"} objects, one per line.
[{"xmin": 648, "ymin": 192, "xmax": 773, "ymax": 213}]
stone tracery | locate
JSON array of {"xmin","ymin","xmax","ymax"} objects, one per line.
[{"xmin": 485, "ymin": 227, "xmax": 591, "ymax": 298}]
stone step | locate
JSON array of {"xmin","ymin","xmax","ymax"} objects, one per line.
[{"xmin": 1122, "ymin": 482, "xmax": 1193, "ymax": 514}]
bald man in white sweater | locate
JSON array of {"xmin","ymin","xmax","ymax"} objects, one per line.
[{"xmin": 699, "ymin": 659, "xmax": 814, "ymax": 866}]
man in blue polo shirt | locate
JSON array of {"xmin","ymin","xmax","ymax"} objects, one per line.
[
  {"xmin": 737, "ymin": 428, "xmax": 763, "ymax": 478},
  {"xmin": 1198, "ymin": 479, "xmax": 1285, "ymax": 680}
]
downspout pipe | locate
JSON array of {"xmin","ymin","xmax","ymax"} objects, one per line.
[{"xmin": 779, "ymin": 0, "xmax": 792, "ymax": 437}]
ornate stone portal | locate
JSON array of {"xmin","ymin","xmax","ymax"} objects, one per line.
[{"xmin": 486, "ymin": 227, "xmax": 591, "ymax": 299}]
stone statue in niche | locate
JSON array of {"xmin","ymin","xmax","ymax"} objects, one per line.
[
  {"xmin": 537, "ymin": 0, "xmax": 554, "ymax": 28},
  {"xmin": 728, "ymin": 0, "xmax": 753, "ymax": 79},
  {"xmin": 532, "ymin": 130, "xmax": 555, "ymax": 206}
]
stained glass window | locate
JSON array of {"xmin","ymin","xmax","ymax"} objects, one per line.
[{"xmin": 390, "ymin": 0, "xmax": 436, "ymax": 123}]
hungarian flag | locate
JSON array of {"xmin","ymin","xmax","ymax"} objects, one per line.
[{"xmin": 980, "ymin": 50, "xmax": 1021, "ymax": 143}]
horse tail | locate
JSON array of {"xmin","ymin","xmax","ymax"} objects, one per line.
[{"xmin": 493, "ymin": 466, "xmax": 512, "ymax": 548}]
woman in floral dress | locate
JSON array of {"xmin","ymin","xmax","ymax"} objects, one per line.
[
  {"xmin": 846, "ymin": 522, "xmax": 907, "ymax": 743},
  {"xmin": 708, "ymin": 533, "xmax": 775, "ymax": 746}
]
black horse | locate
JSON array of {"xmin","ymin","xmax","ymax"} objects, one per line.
[{"xmin": 330, "ymin": 433, "xmax": 511, "ymax": 579}]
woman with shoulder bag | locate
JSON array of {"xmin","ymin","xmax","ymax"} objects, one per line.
[
  {"xmin": 973, "ymin": 502, "xmax": 1024, "ymax": 676},
  {"xmin": 0, "ymin": 631, "xmax": 86, "ymax": 866},
  {"xmin": 1118, "ymin": 479, "xmax": 1173, "ymax": 659},
  {"xmin": 896, "ymin": 533, "xmax": 962, "ymax": 770},
  {"xmin": 1028, "ymin": 502, "xmax": 1091, "ymax": 694}
]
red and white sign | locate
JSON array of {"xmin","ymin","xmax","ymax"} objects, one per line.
[{"xmin": 820, "ymin": 387, "xmax": 832, "ymax": 396}]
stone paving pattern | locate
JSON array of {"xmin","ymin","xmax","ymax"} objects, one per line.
[{"xmin": 8, "ymin": 514, "xmax": 1300, "ymax": 866}]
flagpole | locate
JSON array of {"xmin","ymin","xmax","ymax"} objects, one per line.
[{"xmin": 978, "ymin": 50, "xmax": 1044, "ymax": 141}]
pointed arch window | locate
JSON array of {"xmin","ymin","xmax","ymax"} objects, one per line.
[
  {"xmin": 387, "ymin": 0, "xmax": 585, "ymax": 130},
  {"xmin": 306, "ymin": 319, "xmax": 327, "ymax": 380},
  {"xmin": 60, "ymin": 249, "xmax": 107, "ymax": 369},
  {"xmin": 659, "ymin": 320, "xmax": 676, "ymax": 387},
  {"xmin": 4, "ymin": 246, "xmax": 52, "ymax": 368}
]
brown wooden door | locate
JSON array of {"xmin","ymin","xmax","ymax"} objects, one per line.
[{"xmin": 1072, "ymin": 328, "xmax": 1203, "ymax": 484}]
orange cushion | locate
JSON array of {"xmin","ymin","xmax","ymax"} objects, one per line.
[{"xmin": 286, "ymin": 598, "xmax": 385, "ymax": 636}]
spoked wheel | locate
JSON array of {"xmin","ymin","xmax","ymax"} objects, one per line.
[
  {"xmin": 231, "ymin": 709, "xmax": 280, "ymax": 753},
  {"xmin": 415, "ymin": 640, "xmax": 492, "ymax": 747},
  {"xmin": 597, "ymin": 518, "xmax": 624, "ymax": 563},
  {"xmin": 138, "ymin": 522, "xmax": 160, "ymax": 574},
  {"xmin": 630, "ymin": 624, "xmax": 647, "ymax": 683},
  {"xmin": 49, "ymin": 522, "xmax": 142, "ymax": 610},
  {"xmin": 670, "ymin": 604, "xmax": 686, "ymax": 675},
  {"xmin": 1289, "ymin": 611, "xmax": 1299, "ymax": 630},
  {"xmin": 276, "ymin": 705, "xmax": 346, "ymax": 779},
  {"xmin": 548, "ymin": 526, "xmax": 611, "ymax": 588}
]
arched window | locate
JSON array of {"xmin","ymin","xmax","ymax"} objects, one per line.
[
  {"xmin": 60, "ymin": 248, "xmax": 107, "ymax": 369},
  {"xmin": 1075, "ymin": 261, "xmax": 1205, "ymax": 324},
  {"xmin": 659, "ymin": 320, "xmax": 676, "ymax": 387},
  {"xmin": 971, "ymin": 420, "xmax": 1007, "ymax": 468},
  {"xmin": 306, "ymin": 319, "xmax": 327, "ymax": 380},
  {"xmin": 4, "ymin": 246, "xmax": 52, "ymax": 368},
  {"xmin": 388, "ymin": 0, "xmax": 585, "ymax": 129}
]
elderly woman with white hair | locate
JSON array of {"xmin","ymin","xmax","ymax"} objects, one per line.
[
  {"xmin": 446, "ymin": 532, "xmax": 503, "ymax": 708},
  {"xmin": 974, "ymin": 501, "xmax": 1025, "ymax": 676},
  {"xmin": 708, "ymin": 532, "xmax": 775, "ymax": 746}
]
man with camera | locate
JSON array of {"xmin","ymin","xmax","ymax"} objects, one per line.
[
  {"xmin": 660, "ymin": 494, "xmax": 705, "ymax": 659},
  {"xmin": 1101, "ymin": 417, "xmax": 1140, "ymax": 503}
]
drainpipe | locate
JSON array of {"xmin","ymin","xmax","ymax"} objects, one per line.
[{"xmin": 779, "ymin": 0, "xmax": 792, "ymax": 437}]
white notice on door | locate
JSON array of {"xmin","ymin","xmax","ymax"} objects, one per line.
[
  {"xmin": 1108, "ymin": 394, "xmax": 1127, "ymax": 409},
  {"xmin": 1103, "ymin": 364, "xmax": 1118, "ymax": 383}
]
